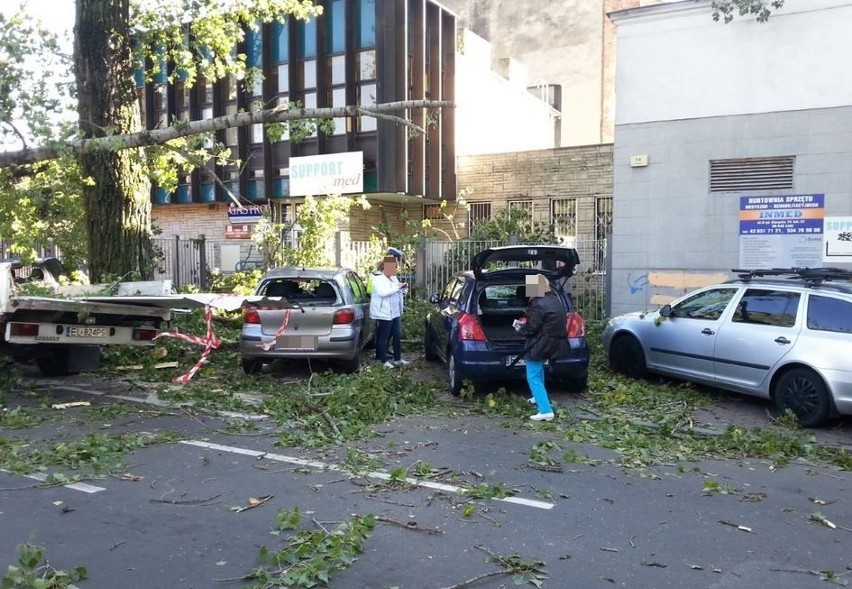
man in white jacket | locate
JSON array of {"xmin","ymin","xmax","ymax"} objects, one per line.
[{"xmin": 369, "ymin": 255, "xmax": 409, "ymax": 368}]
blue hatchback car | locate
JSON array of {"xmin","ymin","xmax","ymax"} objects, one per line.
[{"xmin": 424, "ymin": 245, "xmax": 590, "ymax": 395}]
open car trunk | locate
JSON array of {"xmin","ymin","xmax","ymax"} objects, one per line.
[{"xmin": 476, "ymin": 286, "xmax": 527, "ymax": 348}]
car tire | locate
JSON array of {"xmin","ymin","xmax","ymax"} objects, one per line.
[
  {"xmin": 448, "ymin": 353, "xmax": 463, "ymax": 397},
  {"xmin": 241, "ymin": 357, "xmax": 264, "ymax": 375},
  {"xmin": 562, "ymin": 376, "xmax": 588, "ymax": 393},
  {"xmin": 424, "ymin": 323, "xmax": 438, "ymax": 361},
  {"xmin": 774, "ymin": 367, "xmax": 832, "ymax": 428},
  {"xmin": 337, "ymin": 352, "xmax": 362, "ymax": 374},
  {"xmin": 609, "ymin": 335, "xmax": 647, "ymax": 378},
  {"xmin": 36, "ymin": 350, "xmax": 72, "ymax": 377}
]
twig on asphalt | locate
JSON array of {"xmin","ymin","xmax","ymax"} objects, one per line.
[
  {"xmin": 436, "ymin": 570, "xmax": 507, "ymax": 589},
  {"xmin": 376, "ymin": 515, "xmax": 443, "ymax": 534},
  {"xmin": 363, "ymin": 493, "xmax": 416, "ymax": 508},
  {"xmin": 150, "ymin": 493, "xmax": 222, "ymax": 506}
]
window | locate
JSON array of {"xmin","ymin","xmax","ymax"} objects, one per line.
[
  {"xmin": 468, "ymin": 202, "xmax": 492, "ymax": 229},
  {"xmin": 356, "ymin": 0, "xmax": 376, "ymax": 49},
  {"xmin": 424, "ymin": 203, "xmax": 443, "ymax": 220},
  {"xmin": 595, "ymin": 197, "xmax": 613, "ymax": 239},
  {"xmin": 508, "ymin": 200, "xmax": 533, "ymax": 213},
  {"xmin": 442, "ymin": 277, "xmax": 466, "ymax": 304},
  {"xmin": 271, "ymin": 21, "xmax": 289, "ymax": 63},
  {"xmin": 710, "ymin": 156, "xmax": 794, "ymax": 193},
  {"xmin": 732, "ymin": 289, "xmax": 800, "ymax": 327},
  {"xmin": 551, "ymin": 198, "xmax": 577, "ymax": 237},
  {"xmin": 347, "ymin": 273, "xmax": 368, "ymax": 303},
  {"xmin": 327, "ymin": 0, "xmax": 346, "ymax": 53},
  {"xmin": 300, "ymin": 19, "xmax": 317, "ymax": 59},
  {"xmin": 358, "ymin": 83, "xmax": 377, "ymax": 132},
  {"xmin": 672, "ymin": 288, "xmax": 738, "ymax": 321},
  {"xmin": 807, "ymin": 295, "xmax": 852, "ymax": 333}
]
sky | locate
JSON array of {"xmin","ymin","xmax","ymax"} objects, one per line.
[{"xmin": 0, "ymin": 0, "xmax": 74, "ymax": 45}]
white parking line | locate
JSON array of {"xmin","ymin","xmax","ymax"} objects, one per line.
[
  {"xmin": 181, "ymin": 440, "xmax": 555, "ymax": 510},
  {"xmin": 0, "ymin": 469, "xmax": 105, "ymax": 494}
]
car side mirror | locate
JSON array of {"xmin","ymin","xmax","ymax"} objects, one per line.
[
  {"xmin": 429, "ymin": 293, "xmax": 440, "ymax": 304},
  {"xmin": 659, "ymin": 304, "xmax": 673, "ymax": 318}
]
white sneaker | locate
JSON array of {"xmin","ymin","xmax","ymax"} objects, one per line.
[
  {"xmin": 394, "ymin": 358, "xmax": 411, "ymax": 366},
  {"xmin": 530, "ymin": 412, "xmax": 555, "ymax": 422},
  {"xmin": 381, "ymin": 361, "xmax": 396, "ymax": 369}
]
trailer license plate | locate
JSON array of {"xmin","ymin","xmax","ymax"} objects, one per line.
[{"xmin": 67, "ymin": 326, "xmax": 108, "ymax": 338}]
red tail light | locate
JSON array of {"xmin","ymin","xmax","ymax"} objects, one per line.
[
  {"xmin": 133, "ymin": 328, "xmax": 159, "ymax": 341},
  {"xmin": 458, "ymin": 312, "xmax": 487, "ymax": 341},
  {"xmin": 10, "ymin": 323, "xmax": 39, "ymax": 337},
  {"xmin": 566, "ymin": 312, "xmax": 586, "ymax": 338},
  {"xmin": 243, "ymin": 308, "xmax": 261, "ymax": 324},
  {"xmin": 333, "ymin": 308, "xmax": 356, "ymax": 325}
]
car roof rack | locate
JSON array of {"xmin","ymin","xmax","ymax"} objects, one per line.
[{"xmin": 732, "ymin": 267, "xmax": 852, "ymax": 286}]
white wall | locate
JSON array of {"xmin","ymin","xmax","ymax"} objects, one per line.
[
  {"xmin": 455, "ymin": 30, "xmax": 558, "ymax": 156},
  {"xmin": 608, "ymin": 0, "xmax": 852, "ymax": 315},
  {"xmin": 612, "ymin": 0, "xmax": 852, "ymax": 125}
]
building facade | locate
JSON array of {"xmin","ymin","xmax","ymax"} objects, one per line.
[
  {"xmin": 439, "ymin": 0, "xmax": 661, "ymax": 147},
  {"xmin": 145, "ymin": 0, "xmax": 458, "ymax": 267},
  {"xmin": 609, "ymin": 0, "xmax": 852, "ymax": 315},
  {"xmin": 455, "ymin": 145, "xmax": 613, "ymax": 268}
]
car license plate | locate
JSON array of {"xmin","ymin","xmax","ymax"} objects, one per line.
[
  {"xmin": 66, "ymin": 326, "xmax": 108, "ymax": 338},
  {"xmin": 506, "ymin": 355, "xmax": 525, "ymax": 367},
  {"xmin": 276, "ymin": 335, "xmax": 318, "ymax": 350}
]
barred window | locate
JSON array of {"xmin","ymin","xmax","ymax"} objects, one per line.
[
  {"xmin": 424, "ymin": 203, "xmax": 443, "ymax": 220},
  {"xmin": 550, "ymin": 198, "xmax": 577, "ymax": 237},
  {"xmin": 468, "ymin": 202, "xmax": 492, "ymax": 229},
  {"xmin": 595, "ymin": 196, "xmax": 613, "ymax": 241},
  {"xmin": 508, "ymin": 200, "xmax": 533, "ymax": 213}
]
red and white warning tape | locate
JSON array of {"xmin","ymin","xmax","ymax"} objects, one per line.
[
  {"xmin": 154, "ymin": 300, "xmax": 222, "ymax": 384},
  {"xmin": 260, "ymin": 308, "xmax": 291, "ymax": 351}
]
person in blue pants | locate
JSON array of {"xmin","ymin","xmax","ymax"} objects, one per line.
[{"xmin": 514, "ymin": 274, "xmax": 565, "ymax": 421}]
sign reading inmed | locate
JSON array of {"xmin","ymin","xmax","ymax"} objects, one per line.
[{"xmin": 289, "ymin": 152, "xmax": 364, "ymax": 196}]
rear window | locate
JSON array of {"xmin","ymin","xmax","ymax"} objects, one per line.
[
  {"xmin": 261, "ymin": 278, "xmax": 338, "ymax": 302},
  {"xmin": 478, "ymin": 284, "xmax": 536, "ymax": 313},
  {"xmin": 807, "ymin": 295, "xmax": 852, "ymax": 333}
]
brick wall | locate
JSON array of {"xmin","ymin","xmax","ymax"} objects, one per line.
[{"xmin": 456, "ymin": 144, "xmax": 614, "ymax": 240}]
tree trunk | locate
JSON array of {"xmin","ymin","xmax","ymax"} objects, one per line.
[{"xmin": 75, "ymin": 0, "xmax": 152, "ymax": 282}]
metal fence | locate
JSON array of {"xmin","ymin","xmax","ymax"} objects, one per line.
[
  {"xmin": 418, "ymin": 237, "xmax": 608, "ymax": 321},
  {"xmin": 152, "ymin": 236, "xmax": 216, "ymax": 290},
  {"xmin": 2, "ymin": 234, "xmax": 609, "ymax": 320}
]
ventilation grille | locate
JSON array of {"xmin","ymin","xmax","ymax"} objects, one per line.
[{"xmin": 709, "ymin": 156, "xmax": 794, "ymax": 193}]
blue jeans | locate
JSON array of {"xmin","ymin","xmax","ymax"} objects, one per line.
[
  {"xmin": 526, "ymin": 359, "xmax": 553, "ymax": 413},
  {"xmin": 376, "ymin": 317, "xmax": 401, "ymax": 363}
]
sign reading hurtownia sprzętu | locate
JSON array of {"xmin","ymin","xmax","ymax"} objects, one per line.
[
  {"xmin": 739, "ymin": 194, "xmax": 824, "ymax": 269},
  {"xmin": 289, "ymin": 152, "xmax": 364, "ymax": 197}
]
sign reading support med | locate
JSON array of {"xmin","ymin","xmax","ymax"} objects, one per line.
[
  {"xmin": 738, "ymin": 194, "xmax": 824, "ymax": 269},
  {"xmin": 823, "ymin": 216, "xmax": 852, "ymax": 262},
  {"xmin": 289, "ymin": 152, "xmax": 364, "ymax": 196}
]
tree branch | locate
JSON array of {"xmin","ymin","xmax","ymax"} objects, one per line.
[{"xmin": 0, "ymin": 100, "xmax": 453, "ymax": 168}]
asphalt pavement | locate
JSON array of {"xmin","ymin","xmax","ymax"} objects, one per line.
[{"xmin": 1, "ymin": 369, "xmax": 850, "ymax": 589}]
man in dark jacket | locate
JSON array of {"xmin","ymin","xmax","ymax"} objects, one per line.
[{"xmin": 515, "ymin": 274, "xmax": 565, "ymax": 422}]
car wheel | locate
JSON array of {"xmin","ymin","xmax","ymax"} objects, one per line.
[
  {"xmin": 609, "ymin": 335, "xmax": 647, "ymax": 378},
  {"xmin": 36, "ymin": 350, "xmax": 71, "ymax": 377},
  {"xmin": 241, "ymin": 357, "xmax": 264, "ymax": 375},
  {"xmin": 337, "ymin": 352, "xmax": 362, "ymax": 374},
  {"xmin": 562, "ymin": 376, "xmax": 588, "ymax": 393},
  {"xmin": 424, "ymin": 323, "xmax": 438, "ymax": 361},
  {"xmin": 448, "ymin": 353, "xmax": 463, "ymax": 397},
  {"xmin": 774, "ymin": 367, "xmax": 832, "ymax": 428}
]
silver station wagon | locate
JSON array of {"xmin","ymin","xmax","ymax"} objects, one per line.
[
  {"xmin": 602, "ymin": 268, "xmax": 852, "ymax": 427},
  {"xmin": 239, "ymin": 267, "xmax": 373, "ymax": 374}
]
